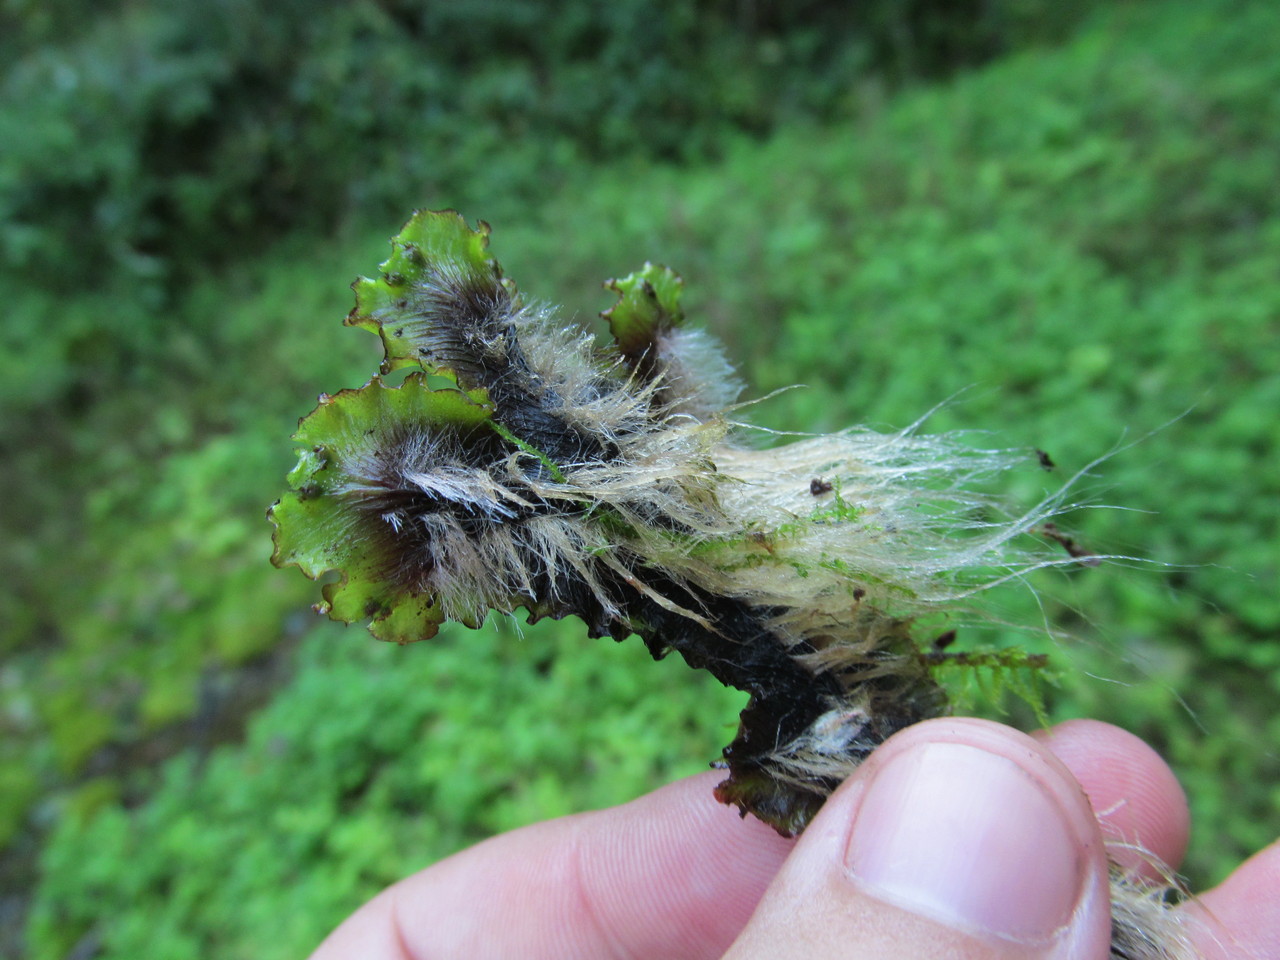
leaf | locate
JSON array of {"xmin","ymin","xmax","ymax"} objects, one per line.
[
  {"xmin": 269, "ymin": 373, "xmax": 493, "ymax": 644},
  {"xmin": 602, "ymin": 263, "xmax": 685, "ymax": 363},
  {"xmin": 345, "ymin": 210, "xmax": 518, "ymax": 377}
]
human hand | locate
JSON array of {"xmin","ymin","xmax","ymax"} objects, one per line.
[{"xmin": 308, "ymin": 718, "xmax": 1279, "ymax": 959}]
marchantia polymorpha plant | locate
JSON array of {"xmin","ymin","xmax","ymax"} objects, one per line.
[{"xmin": 269, "ymin": 210, "xmax": 1197, "ymax": 959}]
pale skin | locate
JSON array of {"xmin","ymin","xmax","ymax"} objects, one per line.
[{"xmin": 310, "ymin": 718, "xmax": 1280, "ymax": 960}]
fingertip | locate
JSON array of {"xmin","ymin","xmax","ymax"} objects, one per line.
[
  {"xmin": 1034, "ymin": 719, "xmax": 1189, "ymax": 880},
  {"xmin": 1185, "ymin": 837, "xmax": 1280, "ymax": 960}
]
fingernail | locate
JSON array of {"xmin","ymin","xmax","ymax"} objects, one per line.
[{"xmin": 844, "ymin": 741, "xmax": 1085, "ymax": 942}]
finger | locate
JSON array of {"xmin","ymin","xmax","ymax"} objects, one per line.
[
  {"xmin": 310, "ymin": 717, "xmax": 1187, "ymax": 960},
  {"xmin": 1182, "ymin": 837, "xmax": 1280, "ymax": 960},
  {"xmin": 1034, "ymin": 719, "xmax": 1189, "ymax": 880},
  {"xmin": 308, "ymin": 771, "xmax": 794, "ymax": 960},
  {"xmin": 724, "ymin": 717, "xmax": 1112, "ymax": 960}
]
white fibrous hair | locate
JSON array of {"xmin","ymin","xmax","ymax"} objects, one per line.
[{"xmin": 270, "ymin": 211, "xmax": 1200, "ymax": 958}]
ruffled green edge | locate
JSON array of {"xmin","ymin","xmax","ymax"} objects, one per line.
[
  {"xmin": 344, "ymin": 209, "xmax": 517, "ymax": 376},
  {"xmin": 268, "ymin": 373, "xmax": 493, "ymax": 643},
  {"xmin": 271, "ymin": 210, "xmax": 686, "ymax": 644}
]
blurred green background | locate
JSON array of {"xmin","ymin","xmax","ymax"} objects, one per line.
[{"xmin": 2, "ymin": 1, "xmax": 1278, "ymax": 956}]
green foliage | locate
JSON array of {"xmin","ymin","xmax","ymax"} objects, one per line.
[
  {"xmin": 7, "ymin": 0, "xmax": 1280, "ymax": 956},
  {"xmin": 927, "ymin": 648, "xmax": 1057, "ymax": 728},
  {"xmin": 27, "ymin": 619, "xmax": 745, "ymax": 959},
  {"xmin": 0, "ymin": 237, "xmax": 371, "ymax": 859},
  {"xmin": 0, "ymin": 0, "xmax": 1090, "ymax": 291}
]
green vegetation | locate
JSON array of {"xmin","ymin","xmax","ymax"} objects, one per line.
[
  {"xmin": 26, "ymin": 619, "xmax": 747, "ymax": 958},
  {"xmin": 1, "ymin": 0, "xmax": 1077, "ymax": 290},
  {"xmin": 3, "ymin": 0, "xmax": 1278, "ymax": 957}
]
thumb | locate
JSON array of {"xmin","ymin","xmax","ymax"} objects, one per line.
[{"xmin": 724, "ymin": 718, "xmax": 1112, "ymax": 960}]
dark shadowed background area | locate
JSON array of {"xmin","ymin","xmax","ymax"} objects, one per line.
[{"xmin": 1, "ymin": 1, "xmax": 1277, "ymax": 956}]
